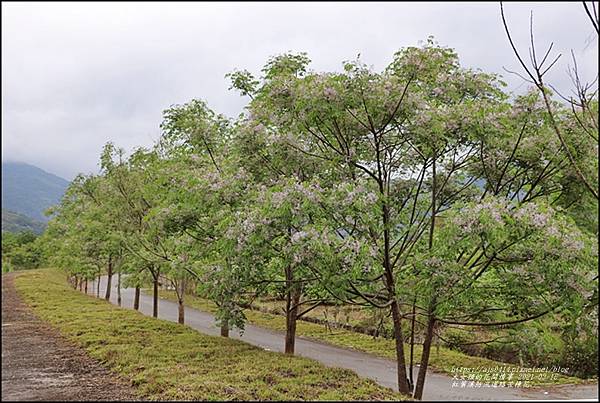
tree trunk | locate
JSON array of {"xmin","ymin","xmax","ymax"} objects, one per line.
[
  {"xmin": 178, "ymin": 299, "xmax": 185, "ymax": 324},
  {"xmin": 409, "ymin": 297, "xmax": 417, "ymax": 393},
  {"xmin": 84, "ymin": 279, "xmax": 88, "ymax": 294},
  {"xmin": 152, "ymin": 274, "xmax": 159, "ymax": 318},
  {"xmin": 381, "ymin": 196, "xmax": 410, "ymax": 396},
  {"xmin": 285, "ymin": 287, "xmax": 301, "ymax": 354},
  {"xmin": 117, "ymin": 270, "xmax": 122, "ymax": 306},
  {"xmin": 412, "ymin": 152, "xmax": 438, "ymax": 400},
  {"xmin": 97, "ymin": 274, "xmax": 101, "ymax": 297},
  {"xmin": 220, "ymin": 322, "xmax": 229, "ymax": 337},
  {"xmin": 134, "ymin": 286, "xmax": 140, "ymax": 310},
  {"xmin": 413, "ymin": 315, "xmax": 436, "ymax": 400},
  {"xmin": 391, "ymin": 299, "xmax": 411, "ymax": 395},
  {"xmin": 105, "ymin": 255, "xmax": 113, "ymax": 301},
  {"xmin": 177, "ymin": 277, "xmax": 185, "ymax": 324}
]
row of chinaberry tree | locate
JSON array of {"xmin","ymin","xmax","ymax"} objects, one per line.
[{"xmin": 43, "ymin": 40, "xmax": 597, "ymax": 400}]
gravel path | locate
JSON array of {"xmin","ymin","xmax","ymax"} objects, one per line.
[{"xmin": 1, "ymin": 273, "xmax": 136, "ymax": 401}]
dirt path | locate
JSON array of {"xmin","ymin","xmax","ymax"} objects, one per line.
[
  {"xmin": 1, "ymin": 273, "xmax": 136, "ymax": 401},
  {"xmin": 91, "ymin": 276, "xmax": 598, "ymax": 401}
]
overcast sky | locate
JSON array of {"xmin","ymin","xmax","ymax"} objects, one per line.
[{"xmin": 2, "ymin": 2, "xmax": 598, "ymax": 180}]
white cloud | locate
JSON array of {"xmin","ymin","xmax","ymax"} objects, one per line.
[{"xmin": 2, "ymin": 1, "xmax": 597, "ymax": 179}]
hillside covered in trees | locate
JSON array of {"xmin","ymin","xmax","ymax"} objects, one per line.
[
  {"xmin": 1, "ymin": 162, "xmax": 69, "ymax": 223},
  {"xmin": 2, "ymin": 209, "xmax": 46, "ymax": 234}
]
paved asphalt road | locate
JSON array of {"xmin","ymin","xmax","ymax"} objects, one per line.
[{"xmin": 87, "ymin": 276, "xmax": 598, "ymax": 401}]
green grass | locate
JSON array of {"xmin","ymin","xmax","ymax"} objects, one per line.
[
  {"xmin": 14, "ymin": 269, "xmax": 407, "ymax": 401},
  {"xmin": 155, "ymin": 290, "xmax": 590, "ymax": 387},
  {"xmin": 246, "ymin": 297, "xmax": 375, "ymax": 329}
]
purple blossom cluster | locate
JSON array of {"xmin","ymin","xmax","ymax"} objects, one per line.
[
  {"xmin": 453, "ymin": 198, "xmax": 508, "ymax": 233},
  {"xmin": 265, "ymin": 181, "xmax": 323, "ymax": 210},
  {"xmin": 253, "ymin": 123, "xmax": 266, "ymax": 133},
  {"xmin": 323, "ymin": 87, "xmax": 338, "ymax": 101},
  {"xmin": 290, "ymin": 229, "xmax": 310, "ymax": 244},
  {"xmin": 514, "ymin": 203, "xmax": 551, "ymax": 229},
  {"xmin": 333, "ymin": 182, "xmax": 377, "ymax": 208},
  {"xmin": 560, "ymin": 232, "xmax": 585, "ymax": 255}
]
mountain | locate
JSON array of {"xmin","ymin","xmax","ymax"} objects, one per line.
[
  {"xmin": 2, "ymin": 209, "xmax": 46, "ymax": 234},
  {"xmin": 1, "ymin": 162, "xmax": 70, "ymax": 223}
]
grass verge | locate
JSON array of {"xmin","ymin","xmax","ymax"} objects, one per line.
[
  {"xmin": 154, "ymin": 290, "xmax": 590, "ymax": 387},
  {"xmin": 14, "ymin": 269, "xmax": 407, "ymax": 401}
]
